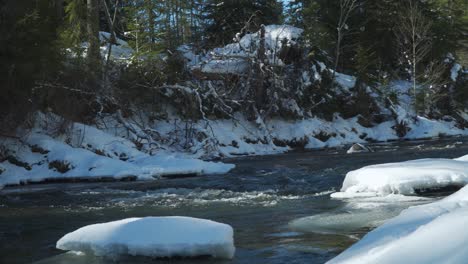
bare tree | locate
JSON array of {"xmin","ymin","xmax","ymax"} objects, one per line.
[
  {"xmin": 394, "ymin": 0, "xmax": 432, "ymax": 99},
  {"xmin": 333, "ymin": 0, "xmax": 360, "ymax": 80}
]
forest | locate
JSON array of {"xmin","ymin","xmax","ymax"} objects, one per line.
[
  {"xmin": 2, "ymin": 0, "xmax": 467, "ymax": 136},
  {"xmin": 2, "ymin": 1, "xmax": 468, "ymax": 264}
]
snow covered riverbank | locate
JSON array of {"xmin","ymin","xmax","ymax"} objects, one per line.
[
  {"xmin": 1, "ymin": 110, "xmax": 468, "ymax": 190},
  {"xmin": 0, "ymin": 115, "xmax": 234, "ymax": 190},
  {"xmin": 328, "ymin": 153, "xmax": 468, "ymax": 263},
  {"xmin": 328, "ymin": 184, "xmax": 468, "ymax": 264}
]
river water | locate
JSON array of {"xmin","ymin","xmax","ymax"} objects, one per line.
[{"xmin": 1, "ymin": 138, "xmax": 467, "ymax": 264}]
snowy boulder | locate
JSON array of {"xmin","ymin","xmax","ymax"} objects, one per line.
[
  {"xmin": 327, "ymin": 185, "xmax": 468, "ymax": 264},
  {"xmin": 56, "ymin": 216, "xmax": 235, "ymax": 259},
  {"xmin": 346, "ymin": 143, "xmax": 373, "ymax": 154},
  {"xmin": 332, "ymin": 156, "xmax": 468, "ymax": 197}
]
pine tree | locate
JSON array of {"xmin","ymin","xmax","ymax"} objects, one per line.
[
  {"xmin": 202, "ymin": 0, "xmax": 283, "ymax": 48},
  {"xmin": 0, "ymin": 0, "xmax": 62, "ymax": 132}
]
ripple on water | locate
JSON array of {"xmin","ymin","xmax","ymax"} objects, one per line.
[{"xmin": 62, "ymin": 188, "xmax": 336, "ymax": 212}]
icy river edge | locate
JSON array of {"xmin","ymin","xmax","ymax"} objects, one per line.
[{"xmin": 1, "ymin": 137, "xmax": 468, "ymax": 263}]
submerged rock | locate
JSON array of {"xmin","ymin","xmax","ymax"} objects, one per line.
[{"xmin": 346, "ymin": 143, "xmax": 373, "ymax": 154}]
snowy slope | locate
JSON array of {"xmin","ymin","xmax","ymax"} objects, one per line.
[
  {"xmin": 0, "ymin": 118, "xmax": 234, "ymax": 189},
  {"xmin": 328, "ymin": 185, "xmax": 468, "ymax": 264},
  {"xmin": 57, "ymin": 216, "xmax": 235, "ymax": 259}
]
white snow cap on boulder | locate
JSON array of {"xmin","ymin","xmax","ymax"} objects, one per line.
[
  {"xmin": 332, "ymin": 155, "xmax": 468, "ymax": 197},
  {"xmin": 56, "ymin": 216, "xmax": 235, "ymax": 259}
]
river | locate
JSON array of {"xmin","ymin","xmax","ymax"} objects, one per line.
[{"xmin": 1, "ymin": 137, "xmax": 467, "ymax": 264}]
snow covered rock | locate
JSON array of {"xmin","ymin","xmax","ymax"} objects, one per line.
[
  {"xmin": 327, "ymin": 185, "xmax": 468, "ymax": 264},
  {"xmin": 56, "ymin": 216, "xmax": 235, "ymax": 259},
  {"xmin": 332, "ymin": 155, "xmax": 468, "ymax": 197},
  {"xmin": 346, "ymin": 143, "xmax": 373, "ymax": 154}
]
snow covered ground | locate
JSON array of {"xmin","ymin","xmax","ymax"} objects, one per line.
[
  {"xmin": 56, "ymin": 216, "xmax": 235, "ymax": 259},
  {"xmin": 1, "ymin": 110, "xmax": 468, "ymax": 189},
  {"xmin": 2, "ymin": 27, "xmax": 467, "ymax": 189},
  {"xmin": 328, "ymin": 184, "xmax": 468, "ymax": 264},
  {"xmin": 0, "ymin": 115, "xmax": 234, "ymax": 190}
]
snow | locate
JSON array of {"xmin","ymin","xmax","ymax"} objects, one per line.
[
  {"xmin": 56, "ymin": 216, "xmax": 235, "ymax": 259},
  {"xmin": 181, "ymin": 25, "xmax": 303, "ymax": 74},
  {"xmin": 0, "ymin": 116, "xmax": 234, "ymax": 189},
  {"xmin": 451, "ymin": 63, "xmax": 462, "ymax": 81},
  {"xmin": 77, "ymin": 31, "xmax": 134, "ymax": 63},
  {"xmin": 2, "ymin": 106, "xmax": 468, "ymax": 189},
  {"xmin": 201, "ymin": 59, "xmax": 250, "ymax": 74},
  {"xmin": 177, "ymin": 45, "xmax": 201, "ymax": 66},
  {"xmin": 327, "ymin": 185, "xmax": 468, "ymax": 264},
  {"xmin": 332, "ymin": 156, "xmax": 468, "ymax": 197},
  {"xmin": 333, "ymin": 71, "xmax": 357, "ymax": 90},
  {"xmin": 99, "ymin": 32, "xmax": 134, "ymax": 62}
]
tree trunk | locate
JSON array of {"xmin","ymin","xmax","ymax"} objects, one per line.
[
  {"xmin": 56, "ymin": 0, "xmax": 64, "ymax": 20},
  {"xmin": 145, "ymin": 0, "xmax": 155, "ymax": 48},
  {"xmin": 87, "ymin": 0, "xmax": 101, "ymax": 72}
]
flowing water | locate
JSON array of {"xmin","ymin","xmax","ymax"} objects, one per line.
[{"xmin": 1, "ymin": 137, "xmax": 468, "ymax": 264}]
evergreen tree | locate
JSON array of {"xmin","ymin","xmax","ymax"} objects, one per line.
[
  {"xmin": 202, "ymin": 0, "xmax": 283, "ymax": 48},
  {"xmin": 0, "ymin": 0, "xmax": 62, "ymax": 132}
]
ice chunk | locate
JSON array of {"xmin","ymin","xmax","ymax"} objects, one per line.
[
  {"xmin": 332, "ymin": 156, "xmax": 468, "ymax": 197},
  {"xmin": 56, "ymin": 216, "xmax": 235, "ymax": 259}
]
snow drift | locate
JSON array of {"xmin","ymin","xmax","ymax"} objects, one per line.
[
  {"xmin": 56, "ymin": 216, "xmax": 235, "ymax": 259},
  {"xmin": 327, "ymin": 185, "xmax": 468, "ymax": 264}
]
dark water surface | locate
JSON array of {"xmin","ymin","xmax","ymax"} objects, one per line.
[{"xmin": 1, "ymin": 137, "xmax": 467, "ymax": 264}]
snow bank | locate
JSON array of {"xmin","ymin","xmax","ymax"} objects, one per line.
[
  {"xmin": 332, "ymin": 156, "xmax": 468, "ymax": 197},
  {"xmin": 327, "ymin": 185, "xmax": 468, "ymax": 264},
  {"xmin": 56, "ymin": 216, "xmax": 235, "ymax": 259},
  {"xmin": 0, "ymin": 120, "xmax": 234, "ymax": 189}
]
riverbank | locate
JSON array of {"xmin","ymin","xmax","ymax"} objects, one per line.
[
  {"xmin": 1, "ymin": 111, "xmax": 468, "ymax": 189},
  {"xmin": 1, "ymin": 138, "xmax": 467, "ymax": 263}
]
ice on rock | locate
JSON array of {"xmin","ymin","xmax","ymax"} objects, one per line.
[
  {"xmin": 332, "ymin": 156, "xmax": 468, "ymax": 197},
  {"xmin": 56, "ymin": 216, "xmax": 235, "ymax": 259}
]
